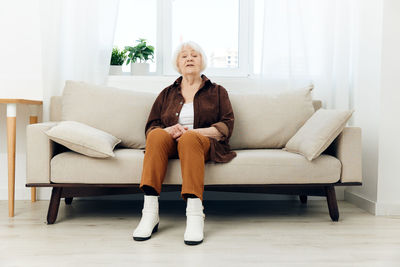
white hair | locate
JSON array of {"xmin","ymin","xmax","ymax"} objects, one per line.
[{"xmin": 172, "ymin": 41, "xmax": 207, "ymax": 74}]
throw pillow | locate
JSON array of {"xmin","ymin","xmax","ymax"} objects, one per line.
[
  {"xmin": 283, "ymin": 108, "xmax": 354, "ymax": 161},
  {"xmin": 45, "ymin": 121, "xmax": 121, "ymax": 158}
]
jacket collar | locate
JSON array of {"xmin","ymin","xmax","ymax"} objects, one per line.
[{"xmin": 173, "ymin": 74, "xmax": 211, "ymax": 89}]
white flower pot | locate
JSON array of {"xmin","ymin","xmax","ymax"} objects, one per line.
[
  {"xmin": 109, "ymin": 65, "xmax": 123, "ymax": 75},
  {"xmin": 131, "ymin": 62, "xmax": 150, "ymax": 75}
]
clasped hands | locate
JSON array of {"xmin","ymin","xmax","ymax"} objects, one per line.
[
  {"xmin": 163, "ymin": 123, "xmax": 190, "ymax": 141},
  {"xmin": 163, "ymin": 123, "xmax": 223, "ymax": 141}
]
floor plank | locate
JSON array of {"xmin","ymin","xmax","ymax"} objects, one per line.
[{"xmin": 1, "ymin": 200, "xmax": 399, "ymax": 266}]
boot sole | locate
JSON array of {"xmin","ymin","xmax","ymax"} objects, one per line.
[
  {"xmin": 133, "ymin": 223, "xmax": 159, "ymax": 241},
  {"xmin": 184, "ymin": 239, "xmax": 203, "ymax": 245}
]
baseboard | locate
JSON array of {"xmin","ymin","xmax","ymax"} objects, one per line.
[
  {"xmin": 344, "ymin": 190, "xmax": 377, "ymax": 215},
  {"xmin": 375, "ymin": 201, "xmax": 400, "ymax": 216},
  {"xmin": 0, "ymin": 187, "xmax": 52, "ymax": 201}
]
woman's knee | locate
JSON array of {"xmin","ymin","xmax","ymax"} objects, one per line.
[
  {"xmin": 178, "ymin": 131, "xmax": 209, "ymax": 150},
  {"xmin": 146, "ymin": 128, "xmax": 173, "ymax": 145},
  {"xmin": 178, "ymin": 131, "xmax": 199, "ymax": 145}
]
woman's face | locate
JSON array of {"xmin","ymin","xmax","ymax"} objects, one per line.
[{"xmin": 177, "ymin": 46, "xmax": 202, "ymax": 76}]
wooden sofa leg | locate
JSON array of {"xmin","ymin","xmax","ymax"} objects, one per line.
[
  {"xmin": 325, "ymin": 185, "xmax": 339, "ymax": 222},
  {"xmin": 65, "ymin": 197, "xmax": 73, "ymax": 205},
  {"xmin": 47, "ymin": 187, "xmax": 63, "ymax": 224},
  {"xmin": 299, "ymin": 195, "xmax": 307, "ymax": 204}
]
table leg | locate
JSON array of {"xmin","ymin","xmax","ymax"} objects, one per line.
[
  {"xmin": 29, "ymin": 105, "xmax": 39, "ymax": 202},
  {"xmin": 7, "ymin": 103, "xmax": 16, "ymax": 217}
]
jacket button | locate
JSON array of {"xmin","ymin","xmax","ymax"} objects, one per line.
[{"xmin": 175, "ymin": 112, "xmax": 179, "ymax": 116}]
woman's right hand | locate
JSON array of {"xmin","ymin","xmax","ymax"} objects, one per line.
[{"xmin": 164, "ymin": 124, "xmax": 188, "ymax": 140}]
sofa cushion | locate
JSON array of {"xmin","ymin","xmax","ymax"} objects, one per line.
[
  {"xmin": 228, "ymin": 86, "xmax": 315, "ymax": 149},
  {"xmin": 61, "ymin": 80, "xmax": 156, "ymax": 149},
  {"xmin": 50, "ymin": 148, "xmax": 341, "ymax": 184},
  {"xmin": 45, "ymin": 121, "xmax": 121, "ymax": 158},
  {"xmin": 283, "ymin": 109, "xmax": 354, "ymax": 161}
]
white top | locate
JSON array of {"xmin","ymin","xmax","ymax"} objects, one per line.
[{"xmin": 178, "ymin": 102, "xmax": 194, "ymax": 130}]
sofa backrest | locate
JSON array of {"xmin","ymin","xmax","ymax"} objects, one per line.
[
  {"xmin": 60, "ymin": 81, "xmax": 156, "ymax": 149},
  {"xmin": 50, "ymin": 82, "xmax": 322, "ymax": 149},
  {"xmin": 50, "ymin": 96, "xmax": 63, "ymax": 122},
  {"xmin": 51, "ymin": 96, "xmax": 322, "ymax": 121},
  {"xmin": 228, "ymin": 87, "xmax": 315, "ymax": 149}
]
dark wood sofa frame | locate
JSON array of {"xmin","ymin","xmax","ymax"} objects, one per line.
[{"xmin": 26, "ymin": 182, "xmax": 361, "ymax": 224}]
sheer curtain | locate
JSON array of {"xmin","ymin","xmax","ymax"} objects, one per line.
[
  {"xmin": 257, "ymin": 0, "xmax": 357, "ymax": 111},
  {"xmin": 40, "ymin": 0, "xmax": 120, "ymax": 121}
]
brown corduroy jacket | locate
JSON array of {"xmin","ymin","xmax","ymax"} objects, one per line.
[{"xmin": 144, "ymin": 74, "xmax": 237, "ymax": 163}]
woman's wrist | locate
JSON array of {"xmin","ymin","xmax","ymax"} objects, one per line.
[{"xmin": 192, "ymin": 127, "xmax": 223, "ymax": 140}]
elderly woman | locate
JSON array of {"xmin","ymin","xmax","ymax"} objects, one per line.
[{"xmin": 133, "ymin": 41, "xmax": 236, "ymax": 245}]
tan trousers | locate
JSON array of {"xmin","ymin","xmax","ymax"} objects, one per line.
[{"xmin": 139, "ymin": 128, "xmax": 210, "ymax": 201}]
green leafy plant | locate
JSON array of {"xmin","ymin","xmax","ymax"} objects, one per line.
[
  {"xmin": 110, "ymin": 47, "xmax": 127, "ymax": 65},
  {"xmin": 125, "ymin": 38, "xmax": 155, "ymax": 64}
]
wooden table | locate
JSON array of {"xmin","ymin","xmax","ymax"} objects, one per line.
[{"xmin": 0, "ymin": 99, "xmax": 43, "ymax": 217}]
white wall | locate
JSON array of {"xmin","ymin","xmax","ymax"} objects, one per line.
[
  {"xmin": 0, "ymin": 0, "xmax": 45, "ymax": 200},
  {"xmin": 375, "ymin": 0, "xmax": 400, "ymax": 215},
  {"xmin": 345, "ymin": 0, "xmax": 400, "ymax": 216},
  {"xmin": 344, "ymin": 0, "xmax": 383, "ymax": 213},
  {"xmin": 0, "ymin": 0, "xmax": 43, "ymax": 100}
]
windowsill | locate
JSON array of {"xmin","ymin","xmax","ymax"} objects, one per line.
[
  {"xmin": 108, "ymin": 72, "xmax": 175, "ymax": 78},
  {"xmin": 107, "ymin": 73, "xmax": 256, "ymax": 80}
]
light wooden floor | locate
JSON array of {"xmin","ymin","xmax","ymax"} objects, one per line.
[{"xmin": 1, "ymin": 199, "xmax": 400, "ymax": 267}]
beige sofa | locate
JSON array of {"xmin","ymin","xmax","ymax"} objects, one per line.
[{"xmin": 26, "ymin": 81, "xmax": 362, "ymax": 224}]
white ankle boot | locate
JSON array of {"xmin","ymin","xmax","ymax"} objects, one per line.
[
  {"xmin": 133, "ymin": 195, "xmax": 159, "ymax": 241},
  {"xmin": 184, "ymin": 198, "xmax": 205, "ymax": 245}
]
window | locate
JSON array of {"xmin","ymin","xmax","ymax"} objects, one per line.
[
  {"xmin": 113, "ymin": 0, "xmax": 254, "ymax": 76},
  {"xmin": 113, "ymin": 0, "xmax": 157, "ymax": 73},
  {"xmin": 171, "ymin": 0, "xmax": 239, "ymax": 69}
]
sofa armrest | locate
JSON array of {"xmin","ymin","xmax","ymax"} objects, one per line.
[
  {"xmin": 325, "ymin": 127, "xmax": 362, "ymax": 183},
  {"xmin": 26, "ymin": 121, "xmax": 60, "ymax": 184}
]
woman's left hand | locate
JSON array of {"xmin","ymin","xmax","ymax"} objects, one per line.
[{"xmin": 173, "ymin": 124, "xmax": 189, "ymax": 140}]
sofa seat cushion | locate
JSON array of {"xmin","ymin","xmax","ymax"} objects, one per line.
[{"xmin": 50, "ymin": 149, "xmax": 341, "ymax": 184}]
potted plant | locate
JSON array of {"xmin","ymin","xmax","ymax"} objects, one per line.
[
  {"xmin": 125, "ymin": 38, "xmax": 155, "ymax": 75},
  {"xmin": 109, "ymin": 47, "xmax": 127, "ymax": 75}
]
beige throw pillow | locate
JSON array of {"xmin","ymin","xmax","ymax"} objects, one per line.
[
  {"xmin": 283, "ymin": 108, "xmax": 354, "ymax": 161},
  {"xmin": 45, "ymin": 121, "xmax": 121, "ymax": 158}
]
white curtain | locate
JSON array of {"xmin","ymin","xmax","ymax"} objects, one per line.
[
  {"xmin": 40, "ymin": 0, "xmax": 120, "ymax": 121},
  {"xmin": 257, "ymin": 0, "xmax": 357, "ymax": 111}
]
